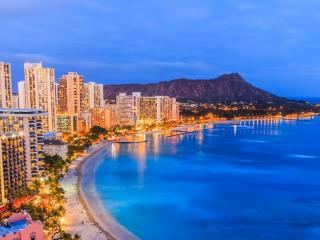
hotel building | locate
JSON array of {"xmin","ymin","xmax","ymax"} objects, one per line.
[
  {"xmin": 58, "ymin": 72, "xmax": 84, "ymax": 115},
  {"xmin": 57, "ymin": 72, "xmax": 85, "ymax": 132},
  {"xmin": 0, "ymin": 62, "xmax": 12, "ymax": 108},
  {"xmin": 24, "ymin": 63, "xmax": 56, "ymax": 131},
  {"xmin": 139, "ymin": 97, "xmax": 157, "ymax": 124},
  {"xmin": 116, "ymin": 92, "xmax": 141, "ymax": 126},
  {"xmin": 116, "ymin": 92, "xmax": 180, "ymax": 126},
  {"xmin": 139, "ymin": 96, "xmax": 178, "ymax": 124},
  {"xmin": 90, "ymin": 104, "xmax": 117, "ymax": 129},
  {"xmin": 84, "ymin": 82, "xmax": 105, "ymax": 109},
  {"xmin": 0, "ymin": 108, "xmax": 46, "ymax": 183},
  {"xmin": 0, "ymin": 133, "xmax": 26, "ymax": 205}
]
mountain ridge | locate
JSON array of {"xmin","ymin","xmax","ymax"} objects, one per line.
[{"xmin": 103, "ymin": 73, "xmax": 285, "ymax": 102}]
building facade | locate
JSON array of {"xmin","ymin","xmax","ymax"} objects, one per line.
[
  {"xmin": 18, "ymin": 81, "xmax": 26, "ymax": 109},
  {"xmin": 43, "ymin": 139, "xmax": 68, "ymax": 160},
  {"xmin": 116, "ymin": 92, "xmax": 141, "ymax": 126},
  {"xmin": 57, "ymin": 72, "xmax": 85, "ymax": 132},
  {"xmin": 56, "ymin": 114, "xmax": 78, "ymax": 133},
  {"xmin": 0, "ymin": 133, "xmax": 26, "ymax": 205},
  {"xmin": 0, "ymin": 108, "xmax": 46, "ymax": 183},
  {"xmin": 58, "ymin": 72, "xmax": 84, "ymax": 115},
  {"xmin": 116, "ymin": 92, "xmax": 180, "ymax": 126},
  {"xmin": 84, "ymin": 82, "xmax": 105, "ymax": 110},
  {"xmin": 11, "ymin": 93, "xmax": 19, "ymax": 108},
  {"xmin": 91, "ymin": 104, "xmax": 117, "ymax": 129},
  {"xmin": 0, "ymin": 62, "xmax": 12, "ymax": 108},
  {"xmin": 24, "ymin": 63, "xmax": 56, "ymax": 131}
]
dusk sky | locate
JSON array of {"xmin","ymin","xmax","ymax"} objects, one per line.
[{"xmin": 1, "ymin": 0, "xmax": 319, "ymax": 97}]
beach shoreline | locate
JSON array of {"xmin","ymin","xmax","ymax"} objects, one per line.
[
  {"xmin": 61, "ymin": 116, "xmax": 320, "ymax": 239},
  {"xmin": 62, "ymin": 142, "xmax": 138, "ymax": 240}
]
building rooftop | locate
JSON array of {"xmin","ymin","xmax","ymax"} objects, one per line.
[
  {"xmin": 0, "ymin": 220, "xmax": 27, "ymax": 236},
  {"xmin": 0, "ymin": 213, "xmax": 31, "ymax": 237},
  {"xmin": 0, "ymin": 108, "xmax": 47, "ymax": 116},
  {"xmin": 43, "ymin": 139, "xmax": 67, "ymax": 146}
]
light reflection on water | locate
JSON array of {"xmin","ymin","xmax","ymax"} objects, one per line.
[{"xmin": 96, "ymin": 118, "xmax": 320, "ymax": 240}]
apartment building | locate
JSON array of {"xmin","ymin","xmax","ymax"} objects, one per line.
[
  {"xmin": 116, "ymin": 92, "xmax": 141, "ymax": 126},
  {"xmin": 84, "ymin": 82, "xmax": 105, "ymax": 109},
  {"xmin": 0, "ymin": 108, "xmax": 46, "ymax": 182},
  {"xmin": 24, "ymin": 63, "xmax": 56, "ymax": 131},
  {"xmin": 90, "ymin": 104, "xmax": 117, "ymax": 129},
  {"xmin": 0, "ymin": 62, "xmax": 12, "ymax": 108}
]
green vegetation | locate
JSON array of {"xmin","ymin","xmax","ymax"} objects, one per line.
[
  {"xmin": 89, "ymin": 125, "xmax": 108, "ymax": 139},
  {"xmin": 23, "ymin": 154, "xmax": 81, "ymax": 239}
]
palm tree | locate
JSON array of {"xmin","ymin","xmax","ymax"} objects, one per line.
[
  {"xmin": 59, "ymin": 231, "xmax": 73, "ymax": 240},
  {"xmin": 73, "ymin": 233, "xmax": 81, "ymax": 240},
  {"xmin": 30, "ymin": 179, "xmax": 42, "ymax": 193}
]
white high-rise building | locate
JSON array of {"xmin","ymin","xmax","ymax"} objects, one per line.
[
  {"xmin": 24, "ymin": 62, "xmax": 56, "ymax": 131},
  {"xmin": 116, "ymin": 92, "xmax": 141, "ymax": 126},
  {"xmin": 84, "ymin": 82, "xmax": 104, "ymax": 109},
  {"xmin": 0, "ymin": 62, "xmax": 13, "ymax": 108},
  {"xmin": 18, "ymin": 81, "xmax": 26, "ymax": 108}
]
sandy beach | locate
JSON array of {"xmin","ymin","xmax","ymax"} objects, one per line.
[{"xmin": 62, "ymin": 142, "xmax": 138, "ymax": 240}]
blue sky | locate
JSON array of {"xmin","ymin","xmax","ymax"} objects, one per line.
[{"xmin": 1, "ymin": 0, "xmax": 319, "ymax": 97}]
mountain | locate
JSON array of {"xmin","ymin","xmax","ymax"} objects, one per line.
[{"xmin": 103, "ymin": 73, "xmax": 285, "ymax": 102}]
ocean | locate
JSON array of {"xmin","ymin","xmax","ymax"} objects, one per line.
[{"xmin": 95, "ymin": 117, "xmax": 320, "ymax": 240}]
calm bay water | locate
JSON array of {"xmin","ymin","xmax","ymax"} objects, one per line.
[{"xmin": 95, "ymin": 118, "xmax": 320, "ymax": 240}]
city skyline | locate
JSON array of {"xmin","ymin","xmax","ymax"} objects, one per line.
[
  {"xmin": 1, "ymin": 2, "xmax": 319, "ymax": 240},
  {"xmin": 1, "ymin": 0, "xmax": 320, "ymax": 97}
]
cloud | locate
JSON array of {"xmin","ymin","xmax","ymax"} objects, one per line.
[
  {"xmin": 74, "ymin": 60, "xmax": 213, "ymax": 72},
  {"xmin": 3, "ymin": 50, "xmax": 212, "ymax": 72},
  {"xmin": 1, "ymin": 0, "xmax": 320, "ymax": 96}
]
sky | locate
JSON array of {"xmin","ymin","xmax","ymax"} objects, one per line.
[{"xmin": 1, "ymin": 0, "xmax": 319, "ymax": 97}]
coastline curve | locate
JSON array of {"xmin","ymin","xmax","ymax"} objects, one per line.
[{"xmin": 69, "ymin": 142, "xmax": 139, "ymax": 240}]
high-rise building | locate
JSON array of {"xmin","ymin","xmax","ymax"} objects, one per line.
[
  {"xmin": 24, "ymin": 63, "xmax": 56, "ymax": 131},
  {"xmin": 54, "ymin": 82, "xmax": 59, "ymax": 110},
  {"xmin": 11, "ymin": 93, "xmax": 19, "ymax": 108},
  {"xmin": 84, "ymin": 82, "xmax": 104, "ymax": 109},
  {"xmin": 58, "ymin": 72, "xmax": 84, "ymax": 115},
  {"xmin": 18, "ymin": 81, "xmax": 26, "ymax": 109},
  {"xmin": 0, "ymin": 133, "xmax": 26, "ymax": 204},
  {"xmin": 156, "ymin": 96, "xmax": 175, "ymax": 123},
  {"xmin": 172, "ymin": 98, "xmax": 180, "ymax": 120},
  {"xmin": 0, "ymin": 62, "xmax": 12, "ymax": 108},
  {"xmin": 139, "ymin": 97, "xmax": 157, "ymax": 124},
  {"xmin": 57, "ymin": 72, "xmax": 85, "ymax": 132},
  {"xmin": 116, "ymin": 92, "xmax": 140, "ymax": 126},
  {"xmin": 0, "ymin": 108, "xmax": 46, "ymax": 182},
  {"xmin": 139, "ymin": 96, "xmax": 176, "ymax": 124},
  {"xmin": 91, "ymin": 104, "xmax": 117, "ymax": 129},
  {"xmin": 116, "ymin": 93, "xmax": 179, "ymax": 126}
]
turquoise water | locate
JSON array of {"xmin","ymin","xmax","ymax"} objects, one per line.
[{"xmin": 95, "ymin": 118, "xmax": 320, "ymax": 240}]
